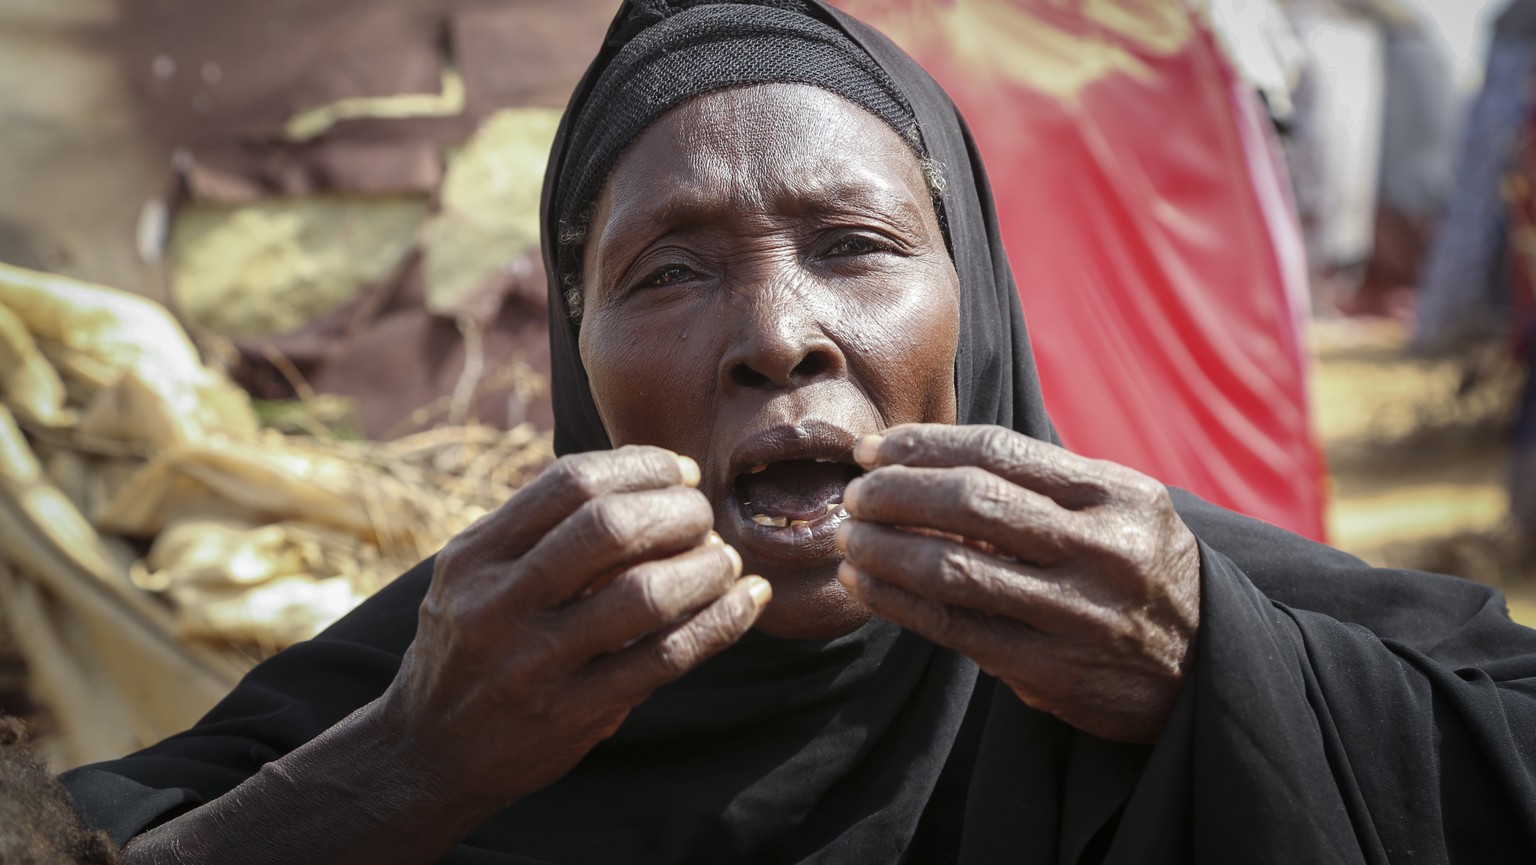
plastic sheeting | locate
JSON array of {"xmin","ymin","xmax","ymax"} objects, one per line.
[{"xmin": 834, "ymin": 0, "xmax": 1325, "ymax": 539}]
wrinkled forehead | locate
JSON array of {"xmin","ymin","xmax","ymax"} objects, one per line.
[
  {"xmin": 548, "ymin": 2, "xmax": 927, "ymax": 295},
  {"xmin": 590, "ymin": 83, "xmax": 932, "ymax": 234}
]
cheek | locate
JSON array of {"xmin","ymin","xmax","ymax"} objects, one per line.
[
  {"xmin": 578, "ymin": 309, "xmax": 716, "ymax": 451},
  {"xmin": 835, "ymin": 260, "xmax": 960, "ymax": 426}
]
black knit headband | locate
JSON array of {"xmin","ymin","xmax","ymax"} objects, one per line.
[{"xmin": 552, "ymin": 0, "xmax": 925, "ymax": 298}]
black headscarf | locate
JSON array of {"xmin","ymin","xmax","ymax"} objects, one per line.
[{"xmin": 61, "ymin": 2, "xmax": 1536, "ymax": 862}]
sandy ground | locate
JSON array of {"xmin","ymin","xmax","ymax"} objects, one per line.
[{"xmin": 1311, "ymin": 317, "xmax": 1536, "ymax": 624}]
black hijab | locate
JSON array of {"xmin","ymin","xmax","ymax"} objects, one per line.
[{"xmin": 62, "ymin": 2, "xmax": 1536, "ymax": 862}]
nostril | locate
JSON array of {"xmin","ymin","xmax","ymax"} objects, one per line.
[
  {"xmin": 792, "ymin": 351, "xmax": 831, "ymax": 381},
  {"xmin": 729, "ymin": 349, "xmax": 837, "ymax": 389},
  {"xmin": 731, "ymin": 363, "xmax": 771, "ymax": 389}
]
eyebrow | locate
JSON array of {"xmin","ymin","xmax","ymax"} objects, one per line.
[{"xmin": 597, "ymin": 177, "xmax": 930, "ymax": 259}]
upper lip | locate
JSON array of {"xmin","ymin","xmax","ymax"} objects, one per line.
[{"xmin": 723, "ymin": 418, "xmax": 863, "ymax": 488}]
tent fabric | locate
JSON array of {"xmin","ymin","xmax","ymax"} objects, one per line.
[
  {"xmin": 114, "ymin": 0, "xmax": 617, "ymax": 201},
  {"xmin": 830, "ymin": 0, "xmax": 1326, "ymax": 539}
]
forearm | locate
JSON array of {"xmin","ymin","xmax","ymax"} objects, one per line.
[{"xmin": 121, "ymin": 700, "xmax": 496, "ymax": 865}]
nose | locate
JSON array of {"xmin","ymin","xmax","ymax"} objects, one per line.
[{"xmin": 721, "ymin": 287, "xmax": 845, "ymax": 391}]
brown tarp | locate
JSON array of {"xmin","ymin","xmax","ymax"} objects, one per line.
[
  {"xmin": 110, "ymin": 0, "xmax": 615, "ymax": 437},
  {"xmin": 233, "ymin": 250, "xmax": 555, "ymax": 439},
  {"xmin": 115, "ymin": 0, "xmax": 613, "ymax": 199}
]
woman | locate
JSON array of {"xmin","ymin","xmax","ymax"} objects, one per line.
[{"xmin": 64, "ymin": 2, "xmax": 1536, "ymax": 862}]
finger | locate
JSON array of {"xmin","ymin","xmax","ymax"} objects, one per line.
[
  {"xmin": 556, "ymin": 542, "xmax": 743, "ymax": 661},
  {"xmin": 455, "ymin": 446, "xmax": 700, "ymax": 561},
  {"xmin": 836, "ymin": 561, "xmax": 1046, "ymax": 678},
  {"xmin": 837, "ymin": 563, "xmax": 1160, "ymax": 738},
  {"xmin": 582, "ymin": 575, "xmax": 772, "ymax": 706},
  {"xmin": 842, "ymin": 464, "xmax": 1087, "ymax": 564},
  {"xmin": 515, "ymin": 485, "xmax": 717, "ymax": 606},
  {"xmin": 854, "ymin": 424, "xmax": 1108, "ymax": 510},
  {"xmin": 838, "ymin": 520, "xmax": 1087, "ymax": 631}
]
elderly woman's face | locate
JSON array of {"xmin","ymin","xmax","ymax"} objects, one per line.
[{"xmin": 578, "ymin": 83, "xmax": 960, "ymax": 638}]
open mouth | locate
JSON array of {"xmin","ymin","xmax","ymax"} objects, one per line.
[{"xmin": 732, "ymin": 457, "xmax": 861, "ymax": 533}]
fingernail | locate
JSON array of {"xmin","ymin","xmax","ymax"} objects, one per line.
[
  {"xmin": 722, "ymin": 544, "xmax": 742, "ymax": 577},
  {"xmin": 705, "ymin": 531, "xmax": 724, "ymax": 546},
  {"xmin": 854, "ymin": 434, "xmax": 883, "ymax": 467},
  {"xmin": 842, "ymin": 477, "xmax": 863, "ymax": 513},
  {"xmin": 675, "ymin": 455, "xmax": 701, "ymax": 487},
  {"xmin": 836, "ymin": 561, "xmax": 860, "ymax": 588},
  {"xmin": 744, "ymin": 576, "xmax": 772, "ymax": 608}
]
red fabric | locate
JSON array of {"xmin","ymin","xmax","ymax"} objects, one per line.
[{"xmin": 834, "ymin": 0, "xmax": 1327, "ymax": 540}]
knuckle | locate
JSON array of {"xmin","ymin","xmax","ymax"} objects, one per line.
[
  {"xmin": 432, "ymin": 536, "xmax": 489, "ymax": 589},
  {"xmin": 415, "ymin": 588, "xmax": 453, "ymax": 636},
  {"xmin": 641, "ymin": 488, "xmax": 711, "ymax": 540},
  {"xmin": 934, "ymin": 546, "xmax": 974, "ymax": 591},
  {"xmin": 728, "ymin": 589, "xmax": 758, "ymax": 625},
  {"xmin": 841, "ymin": 521, "xmax": 872, "ymax": 559},
  {"xmin": 652, "ymin": 629, "xmax": 701, "ymax": 679},
  {"xmin": 973, "ymin": 425, "xmax": 1018, "ymax": 460},
  {"xmin": 950, "ymin": 466, "xmax": 1010, "ymax": 521},
  {"xmin": 580, "ymin": 497, "xmax": 636, "ymax": 551},
  {"xmin": 549, "ymin": 455, "xmax": 603, "ymax": 501},
  {"xmin": 675, "ymin": 487, "xmax": 716, "ymax": 526},
  {"xmin": 881, "ymin": 428, "xmax": 919, "ymax": 462},
  {"xmin": 619, "ymin": 564, "xmax": 669, "ymax": 622},
  {"xmin": 613, "ymin": 443, "xmax": 659, "ymax": 461},
  {"xmin": 616, "ymin": 444, "xmax": 673, "ymax": 480},
  {"xmin": 1112, "ymin": 465, "xmax": 1165, "ymax": 509},
  {"xmin": 852, "ymin": 471, "xmax": 890, "ymax": 515},
  {"xmin": 433, "ymin": 538, "xmax": 466, "ymax": 578},
  {"xmin": 706, "ymin": 548, "xmax": 739, "ymax": 588}
]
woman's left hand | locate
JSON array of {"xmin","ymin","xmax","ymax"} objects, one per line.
[{"xmin": 836, "ymin": 423, "xmax": 1201, "ymax": 744}]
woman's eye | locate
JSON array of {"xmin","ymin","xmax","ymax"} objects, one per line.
[
  {"xmin": 643, "ymin": 265, "xmax": 695, "ymax": 287},
  {"xmin": 827, "ymin": 235, "xmax": 887, "ymax": 257}
]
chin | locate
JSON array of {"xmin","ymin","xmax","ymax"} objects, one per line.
[{"xmin": 748, "ymin": 562, "xmax": 872, "ymax": 640}]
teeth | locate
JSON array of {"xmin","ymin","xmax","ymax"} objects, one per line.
[
  {"xmin": 815, "ymin": 457, "xmax": 832, "ymax": 463},
  {"xmin": 751, "ymin": 464, "xmax": 768, "ymax": 474},
  {"xmin": 751, "ymin": 513, "xmax": 788, "ymax": 528},
  {"xmin": 825, "ymin": 501, "xmax": 841, "ymax": 514},
  {"xmin": 790, "ymin": 519, "xmax": 811, "ymax": 528}
]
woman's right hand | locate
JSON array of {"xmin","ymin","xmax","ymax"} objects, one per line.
[
  {"xmin": 120, "ymin": 447, "xmax": 766, "ymax": 865},
  {"xmin": 379, "ymin": 445, "xmax": 771, "ymax": 814}
]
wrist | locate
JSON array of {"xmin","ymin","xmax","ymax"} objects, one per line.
[{"xmin": 314, "ymin": 696, "xmax": 504, "ymax": 841}]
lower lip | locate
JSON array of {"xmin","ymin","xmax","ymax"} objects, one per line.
[{"xmin": 726, "ymin": 499, "xmax": 850, "ymax": 560}]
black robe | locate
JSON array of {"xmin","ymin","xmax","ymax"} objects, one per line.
[{"xmin": 63, "ymin": 2, "xmax": 1536, "ymax": 862}]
